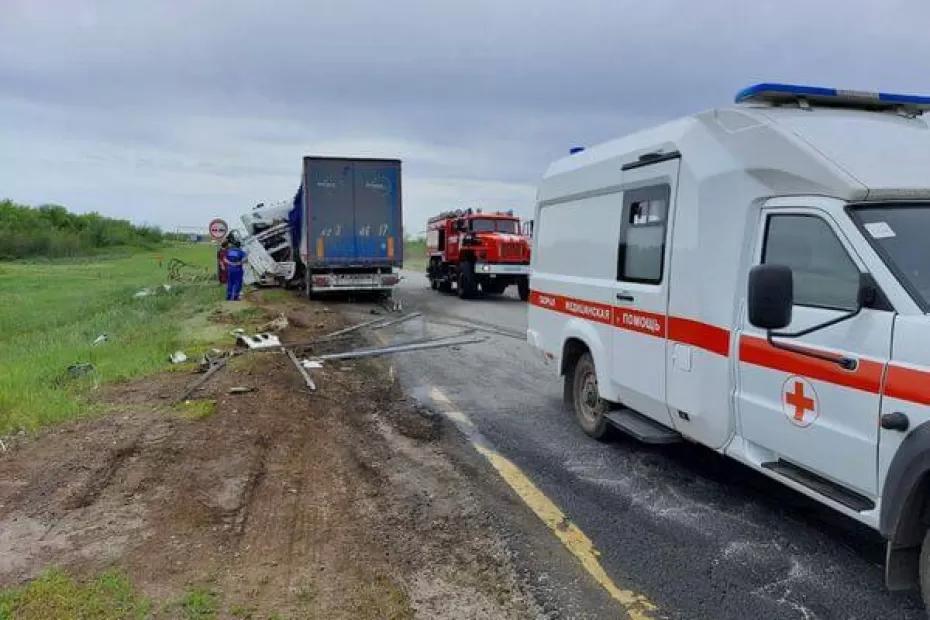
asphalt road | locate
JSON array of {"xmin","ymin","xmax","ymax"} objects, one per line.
[{"xmin": 348, "ymin": 271, "xmax": 927, "ymax": 619}]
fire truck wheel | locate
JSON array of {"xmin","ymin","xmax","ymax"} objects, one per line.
[
  {"xmin": 517, "ymin": 278, "xmax": 530, "ymax": 301},
  {"xmin": 458, "ymin": 261, "xmax": 477, "ymax": 299},
  {"xmin": 570, "ymin": 352, "xmax": 610, "ymax": 439}
]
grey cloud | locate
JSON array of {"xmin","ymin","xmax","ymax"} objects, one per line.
[{"xmin": 1, "ymin": 0, "xmax": 929, "ymax": 231}]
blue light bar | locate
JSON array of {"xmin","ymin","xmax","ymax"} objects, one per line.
[{"xmin": 735, "ymin": 82, "xmax": 930, "ymax": 112}]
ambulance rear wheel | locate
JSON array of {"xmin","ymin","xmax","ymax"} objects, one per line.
[
  {"xmin": 571, "ymin": 352, "xmax": 610, "ymax": 440},
  {"xmin": 919, "ymin": 528, "xmax": 930, "ymax": 609}
]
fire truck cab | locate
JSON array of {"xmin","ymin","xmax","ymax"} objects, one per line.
[
  {"xmin": 528, "ymin": 83, "xmax": 930, "ymax": 603},
  {"xmin": 427, "ymin": 208, "xmax": 531, "ymax": 300}
]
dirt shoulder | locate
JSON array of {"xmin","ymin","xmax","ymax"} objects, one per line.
[{"xmin": 0, "ymin": 291, "xmax": 539, "ymax": 619}]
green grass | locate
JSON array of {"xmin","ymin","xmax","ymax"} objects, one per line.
[
  {"xmin": 0, "ymin": 244, "xmax": 226, "ymax": 434},
  {"xmin": 403, "ymin": 238, "xmax": 426, "ymax": 273},
  {"xmin": 0, "ymin": 568, "xmax": 152, "ymax": 620},
  {"xmin": 173, "ymin": 399, "xmax": 217, "ymax": 420},
  {"xmin": 176, "ymin": 587, "xmax": 218, "ymax": 620}
]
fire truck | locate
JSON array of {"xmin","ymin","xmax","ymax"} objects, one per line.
[{"xmin": 426, "ymin": 208, "xmax": 531, "ymax": 300}]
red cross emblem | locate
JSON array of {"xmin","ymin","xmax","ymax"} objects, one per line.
[{"xmin": 782, "ymin": 376, "xmax": 818, "ymax": 427}]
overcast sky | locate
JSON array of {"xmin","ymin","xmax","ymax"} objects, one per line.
[{"xmin": 2, "ymin": 0, "xmax": 928, "ymax": 235}]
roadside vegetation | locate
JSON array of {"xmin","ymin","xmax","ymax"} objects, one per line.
[
  {"xmin": 403, "ymin": 235, "xmax": 427, "ymax": 272},
  {"xmin": 0, "ymin": 243, "xmax": 225, "ymax": 435},
  {"xmin": 0, "ymin": 199, "xmax": 168, "ymax": 259}
]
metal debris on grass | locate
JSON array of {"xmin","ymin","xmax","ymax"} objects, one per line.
[
  {"xmin": 169, "ymin": 351, "xmax": 189, "ymax": 364},
  {"xmin": 236, "ymin": 333, "xmax": 282, "ymax": 350},
  {"xmin": 67, "ymin": 362, "xmax": 96, "ymax": 378},
  {"xmin": 92, "ymin": 334, "xmax": 109, "ymax": 346},
  {"xmin": 166, "ymin": 257, "xmax": 212, "ymax": 282},
  {"xmin": 284, "ymin": 348, "xmax": 316, "ymax": 391},
  {"xmin": 176, "ymin": 357, "xmax": 229, "ymax": 403},
  {"xmin": 258, "ymin": 313, "xmax": 289, "ymax": 333},
  {"xmin": 228, "ymin": 386, "xmax": 256, "ymax": 394}
]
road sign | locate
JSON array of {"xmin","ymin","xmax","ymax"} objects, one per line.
[{"xmin": 208, "ymin": 218, "xmax": 229, "ymax": 240}]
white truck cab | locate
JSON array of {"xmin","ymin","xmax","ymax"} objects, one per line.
[{"xmin": 526, "ymin": 83, "xmax": 930, "ymax": 603}]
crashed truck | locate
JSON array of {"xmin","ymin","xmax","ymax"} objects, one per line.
[{"xmin": 239, "ymin": 156, "xmax": 403, "ymax": 297}]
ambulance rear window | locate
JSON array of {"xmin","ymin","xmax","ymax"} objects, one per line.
[{"xmin": 617, "ymin": 184, "xmax": 670, "ymax": 284}]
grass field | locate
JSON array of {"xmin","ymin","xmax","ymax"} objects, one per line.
[
  {"xmin": 0, "ymin": 243, "xmax": 226, "ymax": 435},
  {"xmin": 403, "ymin": 238, "xmax": 427, "ymax": 273}
]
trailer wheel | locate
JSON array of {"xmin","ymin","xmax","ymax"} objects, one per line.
[
  {"xmin": 457, "ymin": 261, "xmax": 477, "ymax": 299},
  {"xmin": 517, "ymin": 277, "xmax": 530, "ymax": 302},
  {"xmin": 569, "ymin": 352, "xmax": 610, "ymax": 439}
]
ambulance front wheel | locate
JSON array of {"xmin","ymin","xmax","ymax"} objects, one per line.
[{"xmin": 570, "ymin": 352, "xmax": 610, "ymax": 440}]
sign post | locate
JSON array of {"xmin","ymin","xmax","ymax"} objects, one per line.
[{"xmin": 208, "ymin": 218, "xmax": 229, "ymax": 241}]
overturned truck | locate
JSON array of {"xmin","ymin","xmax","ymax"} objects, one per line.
[{"xmin": 241, "ymin": 157, "xmax": 403, "ymax": 297}]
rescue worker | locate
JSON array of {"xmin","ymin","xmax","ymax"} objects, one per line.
[
  {"xmin": 217, "ymin": 239, "xmax": 229, "ymax": 284},
  {"xmin": 224, "ymin": 240, "xmax": 247, "ymax": 301}
]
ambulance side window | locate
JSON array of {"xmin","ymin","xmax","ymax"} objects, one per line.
[
  {"xmin": 763, "ymin": 214, "xmax": 860, "ymax": 311},
  {"xmin": 617, "ymin": 184, "xmax": 670, "ymax": 284}
]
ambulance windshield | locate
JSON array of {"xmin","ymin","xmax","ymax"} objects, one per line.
[{"xmin": 854, "ymin": 205, "xmax": 930, "ymax": 310}]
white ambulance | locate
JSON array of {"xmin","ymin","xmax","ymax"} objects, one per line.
[{"xmin": 527, "ymin": 83, "xmax": 930, "ymax": 602}]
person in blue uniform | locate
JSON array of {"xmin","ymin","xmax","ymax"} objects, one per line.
[{"xmin": 224, "ymin": 241, "xmax": 247, "ymax": 301}]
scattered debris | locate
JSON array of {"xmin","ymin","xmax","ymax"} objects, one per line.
[
  {"xmin": 199, "ymin": 348, "xmax": 226, "ymax": 369},
  {"xmin": 228, "ymin": 386, "xmax": 256, "ymax": 394},
  {"xmin": 133, "ymin": 284, "xmax": 174, "ymax": 299},
  {"xmin": 91, "ymin": 334, "xmax": 109, "ymax": 346},
  {"xmin": 230, "ymin": 328, "xmax": 246, "ymax": 337},
  {"xmin": 314, "ymin": 334, "xmax": 485, "ymax": 361},
  {"xmin": 371, "ymin": 312, "xmax": 422, "ymax": 330},
  {"xmin": 236, "ymin": 333, "xmax": 282, "ymax": 350},
  {"xmin": 169, "ymin": 351, "xmax": 189, "ymax": 364},
  {"xmin": 284, "ymin": 348, "xmax": 316, "ymax": 391},
  {"xmin": 300, "ymin": 359, "xmax": 324, "ymax": 370},
  {"xmin": 176, "ymin": 357, "xmax": 229, "ymax": 403},
  {"xmin": 166, "ymin": 257, "xmax": 212, "ymax": 282},
  {"xmin": 258, "ymin": 313, "xmax": 289, "ymax": 333},
  {"xmin": 322, "ymin": 316, "xmax": 386, "ymax": 339},
  {"xmin": 0, "ymin": 438, "xmax": 6, "ymax": 453},
  {"xmin": 380, "ymin": 296, "xmax": 403, "ymax": 313},
  {"xmin": 67, "ymin": 362, "xmax": 96, "ymax": 378}
]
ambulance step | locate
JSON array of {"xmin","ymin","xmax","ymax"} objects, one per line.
[
  {"xmin": 761, "ymin": 460, "xmax": 875, "ymax": 512},
  {"xmin": 604, "ymin": 408, "xmax": 682, "ymax": 444}
]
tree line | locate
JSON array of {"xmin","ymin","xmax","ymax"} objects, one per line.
[{"xmin": 0, "ymin": 200, "xmax": 169, "ymax": 259}]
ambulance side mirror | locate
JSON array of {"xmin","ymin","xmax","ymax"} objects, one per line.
[{"xmin": 747, "ymin": 264, "xmax": 793, "ymax": 330}]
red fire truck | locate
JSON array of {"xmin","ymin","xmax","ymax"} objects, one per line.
[{"xmin": 426, "ymin": 208, "xmax": 531, "ymax": 300}]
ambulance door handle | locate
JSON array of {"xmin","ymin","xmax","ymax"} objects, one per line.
[{"xmin": 616, "ymin": 292, "xmax": 635, "ymax": 302}]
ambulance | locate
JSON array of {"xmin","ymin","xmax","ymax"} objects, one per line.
[{"xmin": 526, "ymin": 83, "xmax": 930, "ymax": 601}]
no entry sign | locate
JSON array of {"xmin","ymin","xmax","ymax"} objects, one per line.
[{"xmin": 208, "ymin": 218, "xmax": 229, "ymax": 240}]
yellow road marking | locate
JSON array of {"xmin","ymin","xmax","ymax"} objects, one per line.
[{"xmin": 429, "ymin": 386, "xmax": 656, "ymax": 619}]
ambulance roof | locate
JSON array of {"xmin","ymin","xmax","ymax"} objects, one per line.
[{"xmin": 542, "ymin": 100, "xmax": 930, "ymax": 203}]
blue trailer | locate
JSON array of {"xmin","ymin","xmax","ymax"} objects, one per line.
[{"xmin": 291, "ymin": 157, "xmax": 403, "ymax": 297}]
